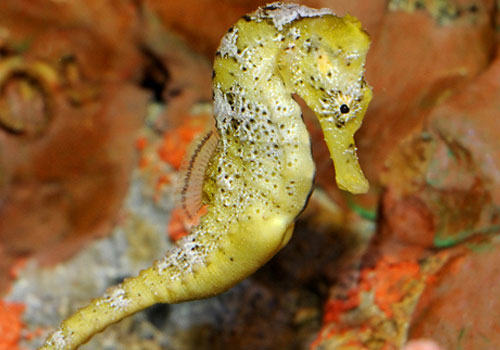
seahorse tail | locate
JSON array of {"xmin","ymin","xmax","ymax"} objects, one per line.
[
  {"xmin": 39, "ymin": 216, "xmax": 293, "ymax": 350},
  {"xmin": 39, "ymin": 267, "xmax": 166, "ymax": 349}
]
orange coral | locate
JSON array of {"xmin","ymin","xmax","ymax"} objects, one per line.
[
  {"xmin": 323, "ymin": 289, "xmax": 360, "ymax": 324},
  {"xmin": 168, "ymin": 206, "xmax": 207, "ymax": 242},
  {"xmin": 135, "ymin": 136, "xmax": 148, "ymax": 152},
  {"xmin": 0, "ymin": 300, "xmax": 25, "ymax": 350},
  {"xmin": 322, "ymin": 258, "xmax": 421, "ymax": 325},
  {"xmin": 312, "ymin": 257, "xmax": 425, "ymax": 349},
  {"xmin": 359, "ymin": 258, "xmax": 421, "ymax": 317},
  {"xmin": 157, "ymin": 118, "xmax": 207, "ymax": 170}
]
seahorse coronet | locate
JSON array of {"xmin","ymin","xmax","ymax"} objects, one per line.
[{"xmin": 39, "ymin": 3, "xmax": 372, "ymax": 349}]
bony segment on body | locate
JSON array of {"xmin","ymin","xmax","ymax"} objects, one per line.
[{"xmin": 40, "ymin": 3, "xmax": 372, "ymax": 349}]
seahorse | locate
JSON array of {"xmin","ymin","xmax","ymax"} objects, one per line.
[{"xmin": 40, "ymin": 3, "xmax": 372, "ymax": 349}]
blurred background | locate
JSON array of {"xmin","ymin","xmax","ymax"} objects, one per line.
[{"xmin": 0, "ymin": 1, "xmax": 499, "ymax": 349}]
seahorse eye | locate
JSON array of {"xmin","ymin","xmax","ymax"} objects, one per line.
[{"xmin": 340, "ymin": 104, "xmax": 350, "ymax": 114}]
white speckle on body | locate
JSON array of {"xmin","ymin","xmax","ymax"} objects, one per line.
[
  {"xmin": 345, "ymin": 52, "xmax": 361, "ymax": 60},
  {"xmin": 273, "ymin": 33, "xmax": 285, "ymax": 42},
  {"xmin": 289, "ymin": 26, "xmax": 301, "ymax": 40},
  {"xmin": 213, "ymin": 87, "xmax": 233, "ymax": 121},
  {"xmin": 219, "ymin": 27, "xmax": 239, "ymax": 58},
  {"xmin": 343, "ymin": 147, "xmax": 358, "ymax": 157},
  {"xmin": 98, "ymin": 287, "xmax": 130, "ymax": 310},
  {"xmin": 253, "ymin": 2, "xmax": 333, "ymax": 30},
  {"xmin": 47, "ymin": 329, "xmax": 68, "ymax": 350},
  {"xmin": 156, "ymin": 235, "xmax": 209, "ymax": 281}
]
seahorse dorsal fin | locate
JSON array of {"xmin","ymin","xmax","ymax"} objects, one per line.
[{"xmin": 176, "ymin": 125, "xmax": 219, "ymax": 226}]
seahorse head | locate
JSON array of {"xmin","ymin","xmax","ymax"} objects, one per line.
[{"xmin": 278, "ymin": 14, "xmax": 372, "ymax": 193}]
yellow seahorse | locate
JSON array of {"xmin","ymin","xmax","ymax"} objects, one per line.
[{"xmin": 40, "ymin": 3, "xmax": 372, "ymax": 349}]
